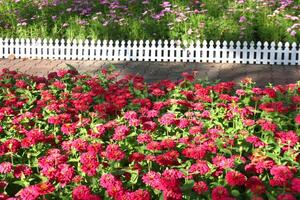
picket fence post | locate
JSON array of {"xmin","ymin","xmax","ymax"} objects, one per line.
[
  {"xmin": 262, "ymin": 42, "xmax": 269, "ymax": 64},
  {"xmin": 283, "ymin": 42, "xmax": 290, "ymax": 65},
  {"xmin": 3, "ymin": 38, "xmax": 8, "ymax": 58},
  {"xmin": 208, "ymin": 41, "xmax": 214, "ymax": 63},
  {"xmin": 290, "ymin": 42, "xmax": 297, "ymax": 65}
]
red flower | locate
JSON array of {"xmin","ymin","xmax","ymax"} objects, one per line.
[
  {"xmin": 105, "ymin": 144, "xmax": 125, "ymax": 161},
  {"xmin": 73, "ymin": 185, "xmax": 101, "ymax": 200},
  {"xmin": 36, "ymin": 182, "xmax": 55, "ymax": 195},
  {"xmin": 291, "ymin": 178, "xmax": 300, "ymax": 193},
  {"xmin": 275, "ymin": 131, "xmax": 299, "ymax": 149},
  {"xmin": 182, "ymin": 146, "xmax": 207, "ymax": 160},
  {"xmin": 277, "ymin": 194, "xmax": 296, "ymax": 200},
  {"xmin": 56, "ymin": 164, "xmax": 75, "ymax": 186},
  {"xmin": 13, "ymin": 164, "xmax": 32, "ymax": 179},
  {"xmin": 245, "ymin": 176, "xmax": 266, "ymax": 194},
  {"xmin": 225, "ymin": 171, "xmax": 247, "ymax": 186},
  {"xmin": 129, "ymin": 152, "xmax": 146, "ymax": 163},
  {"xmin": 193, "ymin": 181, "xmax": 208, "ymax": 194},
  {"xmin": 270, "ymin": 165, "xmax": 294, "ymax": 181},
  {"xmin": 80, "ymin": 152, "xmax": 99, "ymax": 176},
  {"xmin": 246, "ymin": 136, "xmax": 265, "ymax": 147},
  {"xmin": 189, "ymin": 126, "xmax": 203, "ymax": 135},
  {"xmin": 211, "ymin": 186, "xmax": 232, "ymax": 200},
  {"xmin": 295, "ymin": 115, "xmax": 300, "ymax": 125}
]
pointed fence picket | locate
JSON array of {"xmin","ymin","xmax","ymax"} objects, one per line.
[{"xmin": 0, "ymin": 38, "xmax": 299, "ymax": 65}]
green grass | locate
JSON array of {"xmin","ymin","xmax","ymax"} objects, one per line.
[{"xmin": 0, "ymin": 0, "xmax": 299, "ymax": 42}]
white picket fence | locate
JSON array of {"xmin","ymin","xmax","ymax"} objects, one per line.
[{"xmin": 0, "ymin": 38, "xmax": 299, "ymax": 65}]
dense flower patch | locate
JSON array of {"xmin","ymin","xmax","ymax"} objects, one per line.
[
  {"xmin": 0, "ymin": 0, "xmax": 299, "ymax": 42},
  {"xmin": 0, "ymin": 66, "xmax": 299, "ymax": 199}
]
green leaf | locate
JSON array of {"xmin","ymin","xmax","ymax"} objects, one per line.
[
  {"xmin": 181, "ymin": 179, "xmax": 194, "ymax": 192},
  {"xmin": 231, "ymin": 189, "xmax": 240, "ymax": 197},
  {"xmin": 13, "ymin": 180, "xmax": 30, "ymax": 187},
  {"xmin": 66, "ymin": 64, "xmax": 77, "ymax": 71},
  {"xmin": 129, "ymin": 172, "xmax": 139, "ymax": 185}
]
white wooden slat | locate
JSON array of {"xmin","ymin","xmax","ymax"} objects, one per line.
[
  {"xmin": 214, "ymin": 41, "xmax": 221, "ymax": 63},
  {"xmin": 83, "ymin": 39, "xmax": 90, "ymax": 60},
  {"xmin": 297, "ymin": 44, "xmax": 300, "ymax": 66},
  {"xmin": 132, "ymin": 40, "xmax": 138, "ymax": 61},
  {"xmin": 249, "ymin": 41, "xmax": 255, "ymax": 64},
  {"xmin": 65, "ymin": 39, "xmax": 71, "ymax": 60},
  {"xmin": 71, "ymin": 39, "xmax": 78, "ymax": 60},
  {"xmin": 269, "ymin": 42, "xmax": 276, "ymax": 65},
  {"xmin": 14, "ymin": 38, "xmax": 20, "ymax": 58},
  {"xmin": 119, "ymin": 41, "xmax": 125, "ymax": 61},
  {"xmin": 228, "ymin": 41, "xmax": 234, "ymax": 63},
  {"xmin": 138, "ymin": 40, "xmax": 144, "ymax": 61},
  {"xmin": 283, "ymin": 42, "xmax": 290, "ymax": 65},
  {"xmin": 169, "ymin": 40, "xmax": 175, "ymax": 62},
  {"xmin": 175, "ymin": 40, "xmax": 182, "ymax": 62},
  {"xmin": 222, "ymin": 41, "xmax": 228, "ymax": 63},
  {"xmin": 54, "ymin": 39, "xmax": 60, "ymax": 60},
  {"xmin": 207, "ymin": 41, "xmax": 214, "ymax": 63},
  {"xmin": 89, "ymin": 40, "xmax": 96, "ymax": 60},
  {"xmin": 149, "ymin": 40, "xmax": 155, "ymax": 61},
  {"xmin": 126, "ymin": 40, "xmax": 131, "ymax": 61},
  {"xmin": 144, "ymin": 40, "xmax": 150, "ymax": 61},
  {"xmin": 262, "ymin": 42, "xmax": 269, "ymax": 64},
  {"xmin": 95, "ymin": 40, "xmax": 101, "ymax": 60},
  {"xmin": 195, "ymin": 40, "xmax": 201, "ymax": 62},
  {"xmin": 202, "ymin": 40, "xmax": 208, "ymax": 63},
  {"xmin": 275, "ymin": 42, "xmax": 283, "ymax": 65},
  {"xmin": 182, "ymin": 41, "xmax": 188, "ymax": 62},
  {"xmin": 36, "ymin": 38, "xmax": 41, "ymax": 59},
  {"xmin": 0, "ymin": 38, "xmax": 3, "ymax": 58},
  {"xmin": 107, "ymin": 40, "xmax": 114, "ymax": 60},
  {"xmin": 290, "ymin": 42, "xmax": 297, "ymax": 65},
  {"xmin": 157, "ymin": 40, "xmax": 162, "ymax": 61},
  {"xmin": 163, "ymin": 40, "xmax": 169, "ymax": 62},
  {"xmin": 3, "ymin": 38, "xmax": 9, "ymax": 58},
  {"xmin": 235, "ymin": 41, "xmax": 241, "ymax": 63},
  {"xmin": 255, "ymin": 41, "xmax": 262, "ymax": 64},
  {"xmin": 187, "ymin": 41, "xmax": 194, "ymax": 62},
  {"xmin": 241, "ymin": 41, "xmax": 248, "ymax": 64},
  {"xmin": 114, "ymin": 40, "xmax": 119, "ymax": 61},
  {"xmin": 9, "ymin": 38, "xmax": 14, "ymax": 57}
]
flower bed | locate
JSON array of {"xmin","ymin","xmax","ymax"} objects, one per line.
[
  {"xmin": 0, "ymin": 66, "xmax": 299, "ymax": 200},
  {"xmin": 0, "ymin": 0, "xmax": 299, "ymax": 42}
]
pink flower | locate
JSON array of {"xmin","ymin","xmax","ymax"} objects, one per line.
[
  {"xmin": 0, "ymin": 162, "xmax": 12, "ymax": 174},
  {"xmin": 159, "ymin": 113, "xmax": 177, "ymax": 126},
  {"xmin": 137, "ymin": 133, "xmax": 152, "ymax": 144},
  {"xmin": 189, "ymin": 160, "xmax": 210, "ymax": 175}
]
